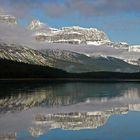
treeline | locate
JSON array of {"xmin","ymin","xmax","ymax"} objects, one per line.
[{"xmin": 0, "ymin": 59, "xmax": 140, "ymax": 80}]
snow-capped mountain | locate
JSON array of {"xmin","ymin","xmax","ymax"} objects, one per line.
[
  {"xmin": 29, "ymin": 19, "xmax": 45, "ymax": 30},
  {"xmin": 0, "ymin": 15, "xmax": 17, "ymax": 24},
  {"xmin": 0, "ymin": 15, "xmax": 140, "ymax": 74},
  {"xmin": 0, "ymin": 42, "xmax": 139, "ymax": 73},
  {"xmin": 129, "ymin": 45, "xmax": 140, "ymax": 52},
  {"xmin": 29, "ymin": 20, "xmax": 110, "ymax": 45},
  {"xmin": 28, "ymin": 19, "xmax": 50, "ymax": 31},
  {"xmin": 28, "ymin": 20, "xmax": 131, "ymax": 52}
]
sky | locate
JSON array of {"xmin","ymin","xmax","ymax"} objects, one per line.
[{"xmin": 0, "ymin": 0, "xmax": 140, "ymax": 44}]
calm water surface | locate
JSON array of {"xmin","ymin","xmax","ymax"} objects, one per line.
[{"xmin": 0, "ymin": 82, "xmax": 140, "ymax": 140}]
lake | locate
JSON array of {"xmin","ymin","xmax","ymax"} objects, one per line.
[{"xmin": 0, "ymin": 81, "xmax": 140, "ymax": 140}]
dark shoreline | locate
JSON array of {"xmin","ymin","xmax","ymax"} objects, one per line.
[
  {"xmin": 0, "ymin": 78, "xmax": 140, "ymax": 83},
  {"xmin": 0, "ymin": 59, "xmax": 140, "ymax": 82}
]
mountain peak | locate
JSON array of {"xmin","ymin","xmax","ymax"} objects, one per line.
[{"xmin": 28, "ymin": 19, "xmax": 48, "ymax": 30}]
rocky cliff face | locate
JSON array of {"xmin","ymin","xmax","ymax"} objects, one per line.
[
  {"xmin": 29, "ymin": 20, "xmax": 110, "ymax": 45},
  {"xmin": 0, "ymin": 15, "xmax": 17, "ymax": 24},
  {"xmin": 28, "ymin": 20, "xmax": 132, "ymax": 53},
  {"xmin": 0, "ymin": 132, "xmax": 16, "ymax": 140},
  {"xmin": 0, "ymin": 42, "xmax": 55, "ymax": 67},
  {"xmin": 28, "ymin": 19, "xmax": 50, "ymax": 31}
]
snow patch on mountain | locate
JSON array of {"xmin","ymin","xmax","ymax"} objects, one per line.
[
  {"xmin": 29, "ymin": 20, "xmax": 110, "ymax": 45},
  {"xmin": 29, "ymin": 20, "xmax": 46, "ymax": 30},
  {"xmin": 129, "ymin": 45, "xmax": 140, "ymax": 52},
  {"xmin": 41, "ymin": 49, "xmax": 140, "ymax": 73},
  {"xmin": 0, "ymin": 15, "xmax": 17, "ymax": 24}
]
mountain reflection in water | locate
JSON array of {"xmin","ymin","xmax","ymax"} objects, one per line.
[{"xmin": 0, "ymin": 82, "xmax": 140, "ymax": 139}]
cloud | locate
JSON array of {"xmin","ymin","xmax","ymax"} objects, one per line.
[
  {"xmin": 0, "ymin": 0, "xmax": 42, "ymax": 18},
  {"xmin": 43, "ymin": 0, "xmax": 140, "ymax": 17},
  {"xmin": 0, "ymin": 0, "xmax": 140, "ymax": 18},
  {"xmin": 44, "ymin": 2, "xmax": 70, "ymax": 18}
]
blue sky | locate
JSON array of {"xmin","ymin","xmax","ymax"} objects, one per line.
[{"xmin": 0, "ymin": 0, "xmax": 140, "ymax": 44}]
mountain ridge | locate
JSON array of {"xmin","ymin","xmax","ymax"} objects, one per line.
[
  {"xmin": 0, "ymin": 14, "xmax": 140, "ymax": 78},
  {"xmin": 0, "ymin": 42, "xmax": 139, "ymax": 73},
  {"xmin": 29, "ymin": 20, "xmax": 110, "ymax": 45}
]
